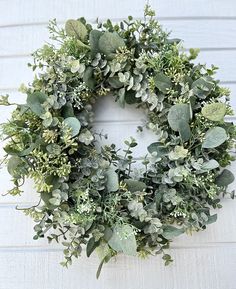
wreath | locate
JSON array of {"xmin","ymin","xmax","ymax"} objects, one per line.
[{"xmin": 1, "ymin": 5, "xmax": 235, "ymax": 278}]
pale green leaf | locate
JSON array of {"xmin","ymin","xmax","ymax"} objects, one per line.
[{"xmin": 202, "ymin": 127, "xmax": 227, "ymax": 148}]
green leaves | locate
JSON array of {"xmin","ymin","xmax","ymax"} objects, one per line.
[
  {"xmin": 167, "ymin": 104, "xmax": 191, "ymax": 141},
  {"xmin": 154, "ymin": 72, "xmax": 172, "ymax": 94},
  {"xmin": 192, "ymin": 76, "xmax": 214, "ymax": 98},
  {"xmin": 89, "ymin": 30, "xmax": 103, "ymax": 57},
  {"xmin": 26, "ymin": 92, "xmax": 47, "ymax": 116},
  {"xmin": 202, "ymin": 127, "xmax": 227, "ymax": 148},
  {"xmin": 98, "ymin": 32, "xmax": 125, "ymax": 59},
  {"xmin": 106, "ymin": 167, "xmax": 119, "ymax": 192},
  {"xmin": 162, "ymin": 225, "xmax": 184, "ymax": 240},
  {"xmin": 216, "ymin": 169, "xmax": 235, "ymax": 187},
  {"xmin": 124, "ymin": 179, "xmax": 147, "ymax": 193},
  {"xmin": 7, "ymin": 156, "xmax": 24, "ymax": 177},
  {"xmin": 63, "ymin": 117, "xmax": 81, "ymax": 137},
  {"xmin": 65, "ymin": 19, "xmax": 87, "ymax": 41},
  {"xmin": 83, "ymin": 67, "xmax": 96, "ymax": 89},
  {"xmin": 147, "ymin": 142, "xmax": 168, "ymax": 156},
  {"xmin": 202, "ymin": 102, "xmax": 226, "ymax": 121},
  {"xmin": 108, "ymin": 224, "xmax": 137, "ymax": 256}
]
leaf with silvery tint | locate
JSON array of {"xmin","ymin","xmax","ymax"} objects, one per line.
[
  {"xmin": 154, "ymin": 72, "xmax": 172, "ymax": 94},
  {"xmin": 178, "ymin": 120, "xmax": 191, "ymax": 142},
  {"xmin": 124, "ymin": 179, "xmax": 147, "ymax": 193},
  {"xmin": 108, "ymin": 224, "xmax": 137, "ymax": 256},
  {"xmin": 168, "ymin": 146, "xmax": 188, "ymax": 160},
  {"xmin": 83, "ymin": 67, "xmax": 96, "ymax": 89},
  {"xmin": 202, "ymin": 126, "xmax": 227, "ymax": 148},
  {"xmin": 167, "ymin": 104, "xmax": 191, "ymax": 131},
  {"xmin": 63, "ymin": 117, "xmax": 81, "ymax": 137},
  {"xmin": 216, "ymin": 169, "xmax": 235, "ymax": 187},
  {"xmin": 7, "ymin": 156, "xmax": 24, "ymax": 177},
  {"xmin": 108, "ymin": 76, "xmax": 124, "ymax": 89},
  {"xmin": 201, "ymin": 159, "xmax": 219, "ymax": 171},
  {"xmin": 65, "ymin": 19, "xmax": 88, "ymax": 41},
  {"xmin": 205, "ymin": 214, "xmax": 217, "ymax": 225},
  {"xmin": 70, "ymin": 60, "xmax": 85, "ymax": 74},
  {"xmin": 26, "ymin": 92, "xmax": 47, "ymax": 116},
  {"xmin": 162, "ymin": 225, "xmax": 184, "ymax": 240},
  {"xmin": 147, "ymin": 142, "xmax": 168, "ymax": 156},
  {"xmin": 106, "ymin": 167, "xmax": 119, "ymax": 192},
  {"xmin": 89, "ymin": 30, "xmax": 103, "ymax": 57},
  {"xmin": 191, "ymin": 76, "xmax": 214, "ymax": 98},
  {"xmin": 98, "ymin": 32, "xmax": 125, "ymax": 59},
  {"xmin": 202, "ymin": 102, "xmax": 226, "ymax": 121}
]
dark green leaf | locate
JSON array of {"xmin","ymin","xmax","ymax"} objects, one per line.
[
  {"xmin": 86, "ymin": 237, "xmax": 99, "ymax": 257},
  {"xmin": 162, "ymin": 225, "xmax": 184, "ymax": 240},
  {"xmin": 147, "ymin": 142, "xmax": 168, "ymax": 156},
  {"xmin": 216, "ymin": 169, "xmax": 235, "ymax": 187},
  {"xmin": 124, "ymin": 179, "xmax": 147, "ymax": 192},
  {"xmin": 154, "ymin": 72, "xmax": 172, "ymax": 94},
  {"xmin": 26, "ymin": 92, "xmax": 47, "ymax": 116},
  {"xmin": 98, "ymin": 32, "xmax": 125, "ymax": 59},
  {"xmin": 83, "ymin": 67, "xmax": 96, "ymax": 89},
  {"xmin": 89, "ymin": 30, "xmax": 103, "ymax": 57}
]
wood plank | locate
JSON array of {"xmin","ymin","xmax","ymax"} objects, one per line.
[
  {"xmin": 0, "ymin": 246, "xmax": 235, "ymax": 289},
  {"xmin": 1, "ymin": 20, "xmax": 236, "ymax": 57},
  {"xmin": 1, "ymin": 0, "xmax": 236, "ymax": 27},
  {"xmin": 0, "ymin": 198, "xmax": 236, "ymax": 247},
  {"xmin": 0, "ymin": 50, "xmax": 236, "ymax": 90}
]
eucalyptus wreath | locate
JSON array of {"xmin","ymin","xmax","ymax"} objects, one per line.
[{"xmin": 1, "ymin": 5, "xmax": 235, "ymax": 277}]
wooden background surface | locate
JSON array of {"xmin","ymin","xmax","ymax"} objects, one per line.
[{"xmin": 0, "ymin": 1, "xmax": 236, "ymax": 288}]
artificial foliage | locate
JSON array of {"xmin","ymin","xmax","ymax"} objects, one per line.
[{"xmin": 1, "ymin": 5, "xmax": 235, "ymax": 277}]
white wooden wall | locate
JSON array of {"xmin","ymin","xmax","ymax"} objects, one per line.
[{"xmin": 0, "ymin": 1, "xmax": 236, "ymax": 288}]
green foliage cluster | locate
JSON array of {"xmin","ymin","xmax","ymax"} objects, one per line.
[{"xmin": 1, "ymin": 5, "xmax": 235, "ymax": 277}]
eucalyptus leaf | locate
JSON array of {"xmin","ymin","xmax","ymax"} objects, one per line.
[
  {"xmin": 216, "ymin": 169, "xmax": 235, "ymax": 187},
  {"xmin": 191, "ymin": 76, "xmax": 214, "ymax": 98},
  {"xmin": 108, "ymin": 224, "xmax": 137, "ymax": 256},
  {"xmin": 162, "ymin": 225, "xmax": 184, "ymax": 240},
  {"xmin": 7, "ymin": 156, "xmax": 24, "ymax": 177},
  {"xmin": 98, "ymin": 32, "xmax": 125, "ymax": 59},
  {"xmin": 63, "ymin": 117, "xmax": 81, "ymax": 137},
  {"xmin": 167, "ymin": 104, "xmax": 191, "ymax": 132},
  {"xmin": 201, "ymin": 159, "xmax": 219, "ymax": 171},
  {"xmin": 89, "ymin": 30, "xmax": 103, "ymax": 57},
  {"xmin": 178, "ymin": 120, "xmax": 191, "ymax": 142},
  {"xmin": 202, "ymin": 102, "xmax": 226, "ymax": 121},
  {"xmin": 108, "ymin": 76, "xmax": 123, "ymax": 89},
  {"xmin": 124, "ymin": 179, "xmax": 147, "ymax": 193},
  {"xmin": 65, "ymin": 19, "xmax": 87, "ymax": 41},
  {"xmin": 86, "ymin": 237, "xmax": 99, "ymax": 257},
  {"xmin": 106, "ymin": 167, "xmax": 119, "ymax": 192},
  {"xmin": 83, "ymin": 67, "xmax": 96, "ymax": 89},
  {"xmin": 26, "ymin": 92, "xmax": 47, "ymax": 116},
  {"xmin": 147, "ymin": 142, "xmax": 168, "ymax": 156},
  {"xmin": 154, "ymin": 72, "xmax": 172, "ymax": 94},
  {"xmin": 202, "ymin": 127, "xmax": 227, "ymax": 148}
]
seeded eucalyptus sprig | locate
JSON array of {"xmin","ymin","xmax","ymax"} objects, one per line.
[{"xmin": 0, "ymin": 5, "xmax": 235, "ymax": 278}]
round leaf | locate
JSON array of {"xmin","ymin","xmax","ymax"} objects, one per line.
[
  {"xmin": 167, "ymin": 104, "xmax": 191, "ymax": 131},
  {"xmin": 202, "ymin": 102, "xmax": 226, "ymax": 121},
  {"xmin": 65, "ymin": 19, "xmax": 87, "ymax": 41},
  {"xmin": 98, "ymin": 32, "xmax": 125, "ymax": 59},
  {"xmin": 26, "ymin": 92, "xmax": 47, "ymax": 116},
  {"xmin": 202, "ymin": 126, "xmax": 227, "ymax": 148},
  {"xmin": 216, "ymin": 169, "xmax": 235, "ymax": 187},
  {"xmin": 63, "ymin": 117, "xmax": 81, "ymax": 137}
]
